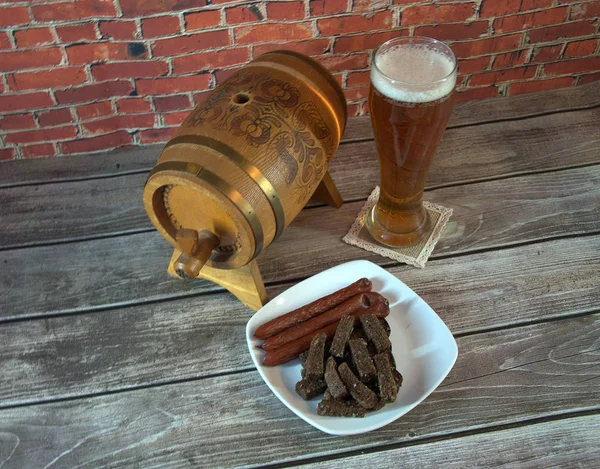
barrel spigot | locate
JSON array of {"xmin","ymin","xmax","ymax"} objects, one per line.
[{"xmin": 173, "ymin": 229, "xmax": 220, "ymax": 279}]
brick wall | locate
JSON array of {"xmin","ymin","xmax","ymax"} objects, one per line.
[{"xmin": 0, "ymin": 0, "xmax": 598, "ymax": 161}]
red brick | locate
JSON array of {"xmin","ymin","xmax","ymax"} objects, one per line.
[
  {"xmin": 492, "ymin": 50, "xmax": 529, "ymax": 69},
  {"xmin": 318, "ymin": 12, "xmax": 392, "ymax": 36},
  {"xmin": 60, "ymin": 131, "xmax": 132, "ymax": 154},
  {"xmin": 458, "ymin": 56, "xmax": 491, "ymax": 74},
  {"xmin": 520, "ymin": 0, "xmax": 554, "ymax": 11},
  {"xmin": 333, "ymin": 73, "xmax": 343, "ymax": 87},
  {"xmin": 267, "ymin": 1, "xmax": 305, "ymax": 20},
  {"xmin": 139, "ymin": 128, "xmax": 177, "ymax": 144},
  {"xmin": 120, "ymin": 0, "xmax": 204, "ymax": 16},
  {"xmin": 185, "ymin": 10, "xmax": 222, "ymax": 30},
  {"xmin": 317, "ymin": 53, "xmax": 369, "ymax": 72},
  {"xmin": 226, "ymin": 5, "xmax": 265, "ymax": 25},
  {"xmin": 494, "ymin": 7, "xmax": 568, "ymax": 34},
  {"xmin": 152, "ymin": 30, "xmax": 229, "ymax": 57},
  {"xmin": 334, "ymin": 30, "xmax": 410, "ymax": 53},
  {"xmin": 309, "ymin": 0, "xmax": 347, "ymax": 16},
  {"xmin": 163, "ymin": 111, "xmax": 190, "ymax": 126},
  {"xmin": 254, "ymin": 39, "xmax": 330, "ymax": 57},
  {"xmin": 451, "ymin": 34, "xmax": 523, "ymax": 58},
  {"xmin": 235, "ymin": 22, "xmax": 312, "ymax": 44},
  {"xmin": 528, "ymin": 21, "xmax": 596, "ymax": 43},
  {"xmin": 347, "ymin": 71, "xmax": 370, "ymax": 88},
  {"xmin": 5, "ymin": 126, "xmax": 77, "ymax": 145},
  {"xmin": 347, "ymin": 103, "xmax": 360, "ymax": 117},
  {"xmin": 136, "ymin": 74, "xmax": 212, "ymax": 95},
  {"xmin": 91, "ymin": 61, "xmax": 169, "ymax": 81},
  {"xmin": 564, "ymin": 39, "xmax": 598, "ymax": 58},
  {"xmin": 0, "ymin": 92, "xmax": 54, "ymax": 112},
  {"xmin": 480, "ymin": 0, "xmax": 552, "ymax": 17},
  {"xmin": 401, "ymin": 3, "xmax": 475, "ymax": 26},
  {"xmin": 455, "ymin": 86, "xmax": 498, "ymax": 102},
  {"xmin": 0, "ymin": 114, "xmax": 36, "ymax": 131},
  {"xmin": 22, "ymin": 143, "xmax": 56, "ymax": 159},
  {"xmin": 530, "ymin": 44, "xmax": 562, "ymax": 63},
  {"xmin": 37, "ymin": 108, "xmax": 73, "ymax": 127},
  {"xmin": 469, "ymin": 66, "xmax": 537, "ymax": 86},
  {"xmin": 214, "ymin": 67, "xmax": 241, "ymax": 84},
  {"xmin": 544, "ymin": 57, "xmax": 600, "ymax": 75},
  {"xmin": 354, "ymin": 0, "xmax": 389, "ymax": 11},
  {"xmin": 55, "ymin": 81, "xmax": 134, "ymax": 105},
  {"xmin": 0, "ymin": 48, "xmax": 63, "ymax": 73},
  {"xmin": 193, "ymin": 91, "xmax": 211, "ymax": 104},
  {"xmin": 0, "ymin": 32, "xmax": 11, "ymax": 50},
  {"xmin": 344, "ymin": 86, "xmax": 369, "ymax": 102},
  {"xmin": 578, "ymin": 72, "xmax": 600, "ymax": 85},
  {"xmin": 83, "ymin": 114, "xmax": 155, "ymax": 135},
  {"xmin": 0, "ymin": 7, "xmax": 29, "ymax": 27},
  {"xmin": 76, "ymin": 101, "xmax": 114, "ymax": 120},
  {"xmin": 509, "ymin": 76, "xmax": 574, "ymax": 95},
  {"xmin": 154, "ymin": 95, "xmax": 192, "ymax": 112},
  {"xmin": 99, "ymin": 20, "xmax": 138, "ymax": 40},
  {"xmin": 32, "ymin": 0, "xmax": 117, "ymax": 22},
  {"xmin": 172, "ymin": 48, "xmax": 249, "ymax": 74},
  {"xmin": 569, "ymin": 1, "xmax": 600, "ymax": 20},
  {"xmin": 67, "ymin": 42, "xmax": 147, "ymax": 64},
  {"xmin": 142, "ymin": 16, "xmax": 181, "ymax": 38},
  {"xmin": 414, "ymin": 22, "xmax": 489, "ymax": 41},
  {"xmin": 14, "ymin": 28, "xmax": 54, "ymax": 48},
  {"xmin": 56, "ymin": 23, "xmax": 97, "ymax": 43},
  {"xmin": 115, "ymin": 98, "xmax": 152, "ymax": 114},
  {"xmin": 0, "ymin": 149, "xmax": 17, "ymax": 162},
  {"xmin": 8, "ymin": 67, "xmax": 87, "ymax": 92}
]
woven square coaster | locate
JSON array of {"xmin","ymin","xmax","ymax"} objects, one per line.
[{"xmin": 343, "ymin": 186, "xmax": 453, "ymax": 268}]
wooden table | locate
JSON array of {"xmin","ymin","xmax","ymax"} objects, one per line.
[{"xmin": 1, "ymin": 82, "xmax": 599, "ymax": 468}]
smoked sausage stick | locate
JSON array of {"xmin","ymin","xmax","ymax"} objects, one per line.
[
  {"xmin": 262, "ymin": 301, "xmax": 389, "ymax": 366},
  {"xmin": 261, "ymin": 293, "xmax": 383, "ymax": 351},
  {"xmin": 253, "ymin": 278, "xmax": 372, "ymax": 340}
]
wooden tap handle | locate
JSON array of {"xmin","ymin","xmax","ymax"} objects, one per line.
[
  {"xmin": 176, "ymin": 228, "xmax": 200, "ymax": 256},
  {"xmin": 173, "ymin": 229, "xmax": 220, "ymax": 279}
]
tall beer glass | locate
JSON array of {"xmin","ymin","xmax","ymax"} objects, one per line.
[{"xmin": 366, "ymin": 37, "xmax": 457, "ymax": 246}]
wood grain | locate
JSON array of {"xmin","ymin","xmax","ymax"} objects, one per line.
[
  {"xmin": 0, "ymin": 315, "xmax": 597, "ymax": 468},
  {"xmin": 2, "ymin": 166, "xmax": 598, "ymax": 321},
  {"xmin": 288, "ymin": 414, "xmax": 600, "ymax": 468},
  {"xmin": 330, "ymin": 107, "xmax": 600, "ymax": 202},
  {"xmin": 2, "ymin": 107, "xmax": 599, "ymax": 249},
  {"xmin": 0, "ymin": 81, "xmax": 597, "ymax": 189},
  {"xmin": 1, "ymin": 234, "xmax": 598, "ymax": 406}
]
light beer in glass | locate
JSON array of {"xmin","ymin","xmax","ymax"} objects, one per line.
[{"xmin": 366, "ymin": 37, "xmax": 457, "ymax": 246}]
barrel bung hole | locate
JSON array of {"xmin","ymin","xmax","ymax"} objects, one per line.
[{"xmin": 233, "ymin": 93, "xmax": 250, "ymax": 104}]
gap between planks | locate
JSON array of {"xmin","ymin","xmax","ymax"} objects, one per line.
[
  {"xmin": 2, "ymin": 160, "xmax": 599, "ymax": 253},
  {"xmin": 253, "ymin": 409, "xmax": 600, "ymax": 469},
  {"xmin": 2, "ymin": 228, "xmax": 600, "ymax": 325}
]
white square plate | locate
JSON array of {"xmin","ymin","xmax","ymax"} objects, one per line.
[{"xmin": 246, "ymin": 260, "xmax": 458, "ymax": 435}]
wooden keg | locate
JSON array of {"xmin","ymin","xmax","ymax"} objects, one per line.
[{"xmin": 143, "ymin": 51, "xmax": 347, "ymax": 281}]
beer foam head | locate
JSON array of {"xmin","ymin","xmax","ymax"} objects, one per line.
[{"xmin": 372, "ymin": 42, "xmax": 456, "ymax": 104}]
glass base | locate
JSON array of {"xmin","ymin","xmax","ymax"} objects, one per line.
[{"xmin": 365, "ymin": 206, "xmax": 431, "ymax": 247}]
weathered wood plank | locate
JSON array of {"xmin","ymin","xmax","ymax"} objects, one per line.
[
  {"xmin": 449, "ymin": 79, "xmax": 600, "ymax": 128},
  {"xmin": 0, "ymin": 145, "xmax": 161, "ymax": 189},
  {"xmin": 289, "ymin": 414, "xmax": 600, "ymax": 468},
  {"xmin": 1, "ymin": 107, "xmax": 599, "ymax": 249},
  {"xmin": 1, "ymin": 235, "xmax": 598, "ymax": 407},
  {"xmin": 2, "ymin": 166, "xmax": 599, "ymax": 320},
  {"xmin": 0, "ymin": 81, "xmax": 598, "ymax": 191},
  {"xmin": 0, "ymin": 315, "xmax": 597, "ymax": 468},
  {"xmin": 330, "ymin": 106, "xmax": 600, "ymax": 203}
]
